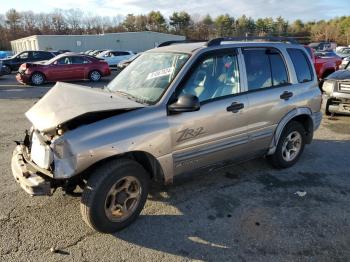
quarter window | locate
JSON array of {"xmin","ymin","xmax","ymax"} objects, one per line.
[
  {"xmin": 180, "ymin": 53, "xmax": 240, "ymax": 103},
  {"xmin": 287, "ymin": 48, "xmax": 313, "ymax": 83},
  {"xmin": 243, "ymin": 48, "xmax": 289, "ymax": 91}
]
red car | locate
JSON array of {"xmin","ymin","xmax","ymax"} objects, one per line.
[
  {"xmin": 304, "ymin": 46, "xmax": 342, "ymax": 80},
  {"xmin": 16, "ymin": 53, "xmax": 111, "ymax": 85}
]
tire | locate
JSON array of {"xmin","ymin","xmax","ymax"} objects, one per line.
[
  {"xmin": 89, "ymin": 70, "xmax": 102, "ymax": 82},
  {"xmin": 3, "ymin": 65, "xmax": 11, "ymax": 74},
  {"xmin": 325, "ymin": 99, "xmax": 332, "ymax": 116},
  {"xmin": 80, "ymin": 158, "xmax": 149, "ymax": 233},
  {"xmin": 30, "ymin": 72, "xmax": 45, "ymax": 86},
  {"xmin": 268, "ymin": 121, "xmax": 306, "ymax": 169}
]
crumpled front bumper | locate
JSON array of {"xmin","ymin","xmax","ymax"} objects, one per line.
[{"xmin": 11, "ymin": 145, "xmax": 52, "ymax": 196}]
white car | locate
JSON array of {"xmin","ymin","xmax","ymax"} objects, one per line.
[{"xmin": 97, "ymin": 50, "xmax": 135, "ymax": 67}]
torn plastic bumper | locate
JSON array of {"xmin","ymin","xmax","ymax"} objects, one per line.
[{"xmin": 11, "ymin": 145, "xmax": 53, "ymax": 196}]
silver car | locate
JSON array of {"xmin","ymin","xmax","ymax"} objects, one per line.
[{"xmin": 11, "ymin": 38, "xmax": 322, "ymax": 233}]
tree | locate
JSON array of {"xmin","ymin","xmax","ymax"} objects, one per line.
[
  {"xmin": 214, "ymin": 14, "xmax": 234, "ymax": 37},
  {"xmin": 169, "ymin": 11, "xmax": 191, "ymax": 34},
  {"xmin": 5, "ymin": 9, "xmax": 21, "ymax": 35},
  {"xmin": 122, "ymin": 14, "xmax": 137, "ymax": 31},
  {"xmin": 147, "ymin": 11, "xmax": 167, "ymax": 32}
]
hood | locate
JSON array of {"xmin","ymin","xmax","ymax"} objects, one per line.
[
  {"xmin": 326, "ymin": 69, "xmax": 350, "ymax": 81},
  {"xmin": 25, "ymin": 82, "xmax": 144, "ymax": 132}
]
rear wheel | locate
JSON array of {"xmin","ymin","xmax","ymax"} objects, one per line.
[
  {"xmin": 268, "ymin": 121, "xmax": 306, "ymax": 168},
  {"xmin": 30, "ymin": 72, "xmax": 45, "ymax": 85},
  {"xmin": 80, "ymin": 159, "xmax": 149, "ymax": 233},
  {"xmin": 89, "ymin": 70, "xmax": 101, "ymax": 82}
]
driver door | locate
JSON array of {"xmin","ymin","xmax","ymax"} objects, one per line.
[{"xmin": 168, "ymin": 50, "xmax": 250, "ymax": 175}]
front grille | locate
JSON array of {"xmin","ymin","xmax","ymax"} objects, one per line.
[{"xmin": 338, "ymin": 82, "xmax": 350, "ymax": 94}]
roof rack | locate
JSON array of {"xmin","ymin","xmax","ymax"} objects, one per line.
[
  {"xmin": 158, "ymin": 40, "xmax": 203, "ymax": 47},
  {"xmin": 206, "ymin": 36, "xmax": 299, "ymax": 47}
]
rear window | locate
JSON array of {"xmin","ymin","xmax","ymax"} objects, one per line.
[
  {"xmin": 243, "ymin": 48, "xmax": 289, "ymax": 91},
  {"xmin": 287, "ymin": 48, "xmax": 313, "ymax": 83}
]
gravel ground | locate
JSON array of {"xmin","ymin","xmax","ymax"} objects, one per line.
[{"xmin": 0, "ymin": 75, "xmax": 349, "ymax": 262}]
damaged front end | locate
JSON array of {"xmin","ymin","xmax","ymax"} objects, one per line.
[
  {"xmin": 11, "ymin": 128, "xmax": 77, "ymax": 196},
  {"xmin": 11, "ymin": 82, "xmax": 145, "ymax": 196}
]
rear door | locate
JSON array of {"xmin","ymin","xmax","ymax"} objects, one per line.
[
  {"xmin": 241, "ymin": 47, "xmax": 296, "ymax": 152},
  {"xmin": 48, "ymin": 56, "xmax": 75, "ymax": 81},
  {"xmin": 168, "ymin": 49, "xmax": 250, "ymax": 175},
  {"xmin": 70, "ymin": 56, "xmax": 89, "ymax": 80}
]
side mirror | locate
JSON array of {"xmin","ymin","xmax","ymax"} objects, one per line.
[{"xmin": 168, "ymin": 94, "xmax": 200, "ymax": 113}]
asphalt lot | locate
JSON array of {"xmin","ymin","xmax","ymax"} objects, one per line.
[{"xmin": 0, "ymin": 74, "xmax": 350, "ymax": 262}]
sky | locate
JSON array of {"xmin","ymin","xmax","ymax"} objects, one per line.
[{"xmin": 1, "ymin": 0, "xmax": 350, "ymax": 21}]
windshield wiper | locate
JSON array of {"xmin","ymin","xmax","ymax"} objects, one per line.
[{"xmin": 115, "ymin": 91, "xmax": 149, "ymax": 105}]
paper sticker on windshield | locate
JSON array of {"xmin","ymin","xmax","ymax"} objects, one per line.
[{"xmin": 146, "ymin": 67, "xmax": 174, "ymax": 80}]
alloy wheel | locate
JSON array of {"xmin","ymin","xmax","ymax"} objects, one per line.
[
  {"xmin": 281, "ymin": 131, "xmax": 302, "ymax": 162},
  {"xmin": 104, "ymin": 176, "xmax": 142, "ymax": 222}
]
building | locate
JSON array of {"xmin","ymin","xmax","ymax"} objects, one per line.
[{"xmin": 10, "ymin": 31, "xmax": 185, "ymax": 54}]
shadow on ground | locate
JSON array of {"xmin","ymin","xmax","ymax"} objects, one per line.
[{"xmin": 112, "ymin": 139, "xmax": 350, "ymax": 261}]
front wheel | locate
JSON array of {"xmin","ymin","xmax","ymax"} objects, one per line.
[
  {"xmin": 30, "ymin": 72, "xmax": 45, "ymax": 85},
  {"xmin": 80, "ymin": 159, "xmax": 149, "ymax": 233},
  {"xmin": 3, "ymin": 65, "xmax": 11, "ymax": 74},
  {"xmin": 268, "ymin": 121, "xmax": 306, "ymax": 168},
  {"xmin": 89, "ymin": 70, "xmax": 102, "ymax": 82}
]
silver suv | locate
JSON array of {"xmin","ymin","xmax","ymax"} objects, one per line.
[{"xmin": 11, "ymin": 38, "xmax": 322, "ymax": 233}]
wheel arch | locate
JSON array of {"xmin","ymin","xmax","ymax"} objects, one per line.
[
  {"xmin": 267, "ymin": 108, "xmax": 314, "ymax": 155},
  {"xmin": 79, "ymin": 150, "xmax": 167, "ymax": 184}
]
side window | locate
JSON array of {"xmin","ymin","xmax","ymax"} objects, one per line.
[
  {"xmin": 287, "ymin": 48, "xmax": 313, "ymax": 83},
  {"xmin": 181, "ymin": 52, "xmax": 240, "ymax": 103},
  {"xmin": 243, "ymin": 49, "xmax": 272, "ymax": 90},
  {"xmin": 19, "ymin": 52, "xmax": 29, "ymax": 60},
  {"xmin": 32, "ymin": 52, "xmax": 52, "ymax": 60},
  {"xmin": 243, "ymin": 48, "xmax": 289, "ymax": 91},
  {"xmin": 72, "ymin": 56, "xmax": 88, "ymax": 64},
  {"xmin": 269, "ymin": 51, "xmax": 289, "ymax": 86},
  {"xmin": 57, "ymin": 57, "xmax": 72, "ymax": 65}
]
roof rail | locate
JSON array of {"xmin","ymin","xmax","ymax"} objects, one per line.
[
  {"xmin": 158, "ymin": 40, "xmax": 203, "ymax": 47},
  {"xmin": 206, "ymin": 36, "xmax": 299, "ymax": 47}
]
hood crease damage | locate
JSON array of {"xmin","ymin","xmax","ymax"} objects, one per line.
[{"xmin": 25, "ymin": 82, "xmax": 144, "ymax": 132}]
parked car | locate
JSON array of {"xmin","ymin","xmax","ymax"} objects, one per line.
[
  {"xmin": 0, "ymin": 51, "xmax": 13, "ymax": 59},
  {"xmin": 11, "ymin": 38, "xmax": 322, "ymax": 233},
  {"xmin": 336, "ymin": 47, "xmax": 350, "ymax": 58},
  {"xmin": 97, "ymin": 50, "xmax": 135, "ymax": 67},
  {"xmin": 322, "ymin": 62, "xmax": 350, "ymax": 115},
  {"xmin": 90, "ymin": 49, "xmax": 107, "ymax": 57},
  {"xmin": 117, "ymin": 53, "xmax": 142, "ymax": 70},
  {"xmin": 304, "ymin": 46, "xmax": 342, "ymax": 80},
  {"xmin": 0, "ymin": 60, "xmax": 4, "ymax": 76},
  {"xmin": 1, "ymin": 51, "xmax": 57, "ymax": 74},
  {"xmin": 16, "ymin": 53, "xmax": 111, "ymax": 85},
  {"xmin": 309, "ymin": 41, "xmax": 336, "ymax": 51},
  {"xmin": 340, "ymin": 56, "xmax": 350, "ymax": 69}
]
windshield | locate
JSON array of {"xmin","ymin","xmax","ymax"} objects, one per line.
[{"xmin": 106, "ymin": 52, "xmax": 190, "ymax": 104}]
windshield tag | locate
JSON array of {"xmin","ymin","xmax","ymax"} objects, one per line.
[{"xmin": 146, "ymin": 67, "xmax": 174, "ymax": 80}]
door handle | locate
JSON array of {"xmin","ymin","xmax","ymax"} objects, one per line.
[
  {"xmin": 227, "ymin": 102, "xmax": 244, "ymax": 113},
  {"xmin": 280, "ymin": 91, "xmax": 293, "ymax": 100}
]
